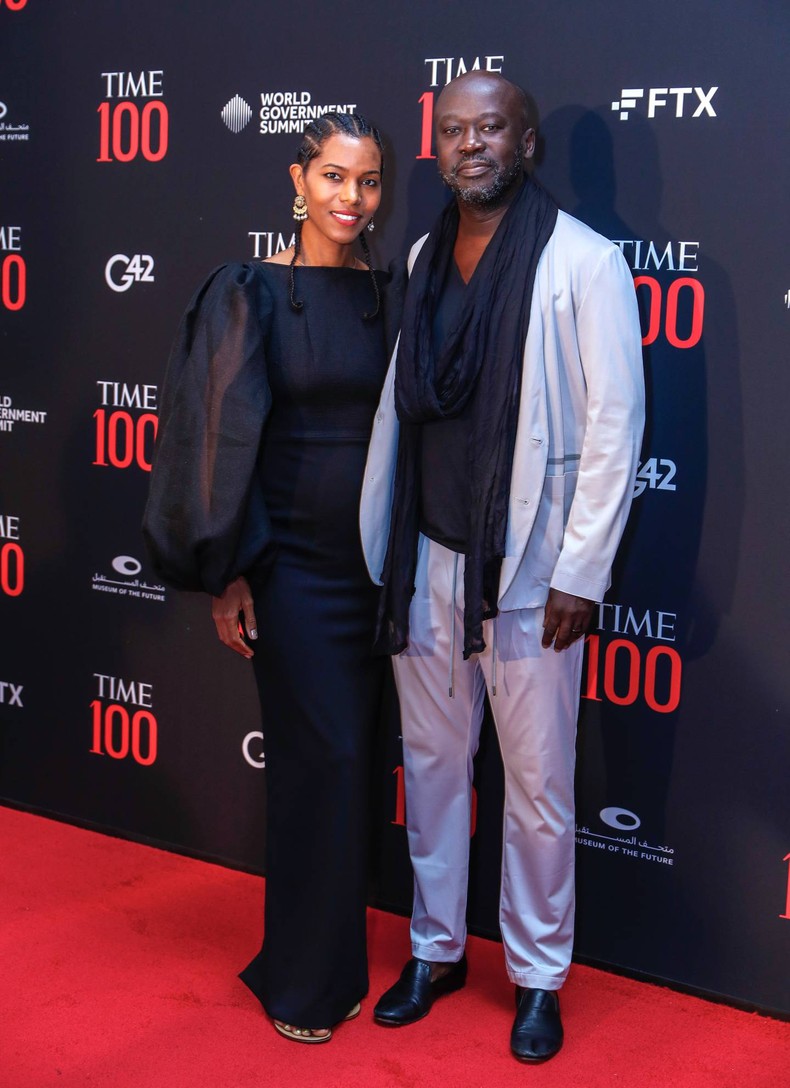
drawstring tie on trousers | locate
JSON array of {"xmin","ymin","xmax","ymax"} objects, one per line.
[
  {"xmin": 492, "ymin": 616, "xmax": 498, "ymax": 697},
  {"xmin": 448, "ymin": 552, "xmax": 458, "ymax": 697},
  {"xmin": 447, "ymin": 551, "xmax": 498, "ymax": 697}
]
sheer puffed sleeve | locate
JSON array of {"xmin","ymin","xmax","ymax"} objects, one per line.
[{"xmin": 143, "ymin": 263, "xmax": 274, "ymax": 596}]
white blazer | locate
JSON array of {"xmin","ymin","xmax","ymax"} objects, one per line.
[{"xmin": 360, "ymin": 210, "xmax": 645, "ymax": 611}]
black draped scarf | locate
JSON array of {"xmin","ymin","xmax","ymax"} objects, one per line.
[{"xmin": 375, "ymin": 176, "xmax": 558, "ymax": 658}]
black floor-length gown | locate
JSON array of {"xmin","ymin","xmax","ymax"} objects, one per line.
[
  {"xmin": 144, "ymin": 259, "xmax": 392, "ymax": 1031},
  {"xmin": 237, "ymin": 263, "xmax": 388, "ymax": 1028}
]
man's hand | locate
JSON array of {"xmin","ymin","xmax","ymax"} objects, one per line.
[
  {"xmin": 211, "ymin": 576, "xmax": 258, "ymax": 658},
  {"xmin": 541, "ymin": 588, "xmax": 595, "ymax": 652}
]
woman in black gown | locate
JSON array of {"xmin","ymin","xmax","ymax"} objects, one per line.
[{"xmin": 143, "ymin": 113, "xmax": 395, "ymax": 1043}]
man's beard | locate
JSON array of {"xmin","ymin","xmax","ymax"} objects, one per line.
[{"xmin": 439, "ymin": 145, "xmax": 524, "ymax": 207}]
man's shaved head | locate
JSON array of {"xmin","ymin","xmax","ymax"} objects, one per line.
[
  {"xmin": 435, "ymin": 71, "xmax": 531, "ymax": 132},
  {"xmin": 433, "ymin": 70, "xmax": 535, "ymax": 208}
]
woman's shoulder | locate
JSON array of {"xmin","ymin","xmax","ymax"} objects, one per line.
[
  {"xmin": 199, "ymin": 259, "xmax": 269, "ymax": 288},
  {"xmin": 185, "ymin": 260, "xmax": 280, "ymax": 315}
]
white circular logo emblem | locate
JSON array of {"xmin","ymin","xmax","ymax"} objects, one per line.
[
  {"xmin": 599, "ymin": 806, "xmax": 641, "ymax": 831},
  {"xmin": 112, "ymin": 555, "xmax": 142, "ymax": 576}
]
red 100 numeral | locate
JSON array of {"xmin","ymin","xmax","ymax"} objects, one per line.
[
  {"xmin": 90, "ymin": 700, "xmax": 157, "ymax": 766},
  {"xmin": 93, "ymin": 409, "xmax": 157, "ymax": 471},
  {"xmin": 97, "ymin": 101, "xmax": 169, "ymax": 163},
  {"xmin": 416, "ymin": 92, "xmax": 436, "ymax": 160},
  {"xmin": 0, "ymin": 542, "xmax": 23, "ymax": 596},
  {"xmin": 781, "ymin": 854, "xmax": 790, "ymax": 920},
  {"xmin": 583, "ymin": 634, "xmax": 682, "ymax": 713},
  {"xmin": 2, "ymin": 254, "xmax": 25, "ymax": 310},
  {"xmin": 634, "ymin": 276, "xmax": 704, "ymax": 349}
]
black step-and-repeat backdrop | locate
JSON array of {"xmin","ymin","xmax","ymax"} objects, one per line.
[{"xmin": 2, "ymin": 1, "xmax": 788, "ymax": 1016}]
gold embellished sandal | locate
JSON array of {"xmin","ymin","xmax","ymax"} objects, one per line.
[
  {"xmin": 273, "ymin": 1021, "xmax": 331, "ymax": 1044},
  {"xmin": 273, "ymin": 1002, "xmax": 361, "ymax": 1044}
]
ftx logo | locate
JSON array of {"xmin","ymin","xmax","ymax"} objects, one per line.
[
  {"xmin": 612, "ymin": 86, "xmax": 718, "ymax": 121},
  {"xmin": 0, "ymin": 681, "xmax": 23, "ymax": 707}
]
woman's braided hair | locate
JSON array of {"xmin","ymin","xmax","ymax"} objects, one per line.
[{"xmin": 289, "ymin": 112, "xmax": 384, "ymax": 319}]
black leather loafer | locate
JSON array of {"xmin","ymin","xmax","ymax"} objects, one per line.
[
  {"xmin": 373, "ymin": 955, "xmax": 467, "ymax": 1026},
  {"xmin": 510, "ymin": 986, "xmax": 563, "ymax": 1062}
]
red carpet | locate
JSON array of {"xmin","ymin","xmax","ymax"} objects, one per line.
[{"xmin": 2, "ymin": 807, "xmax": 787, "ymax": 1088}]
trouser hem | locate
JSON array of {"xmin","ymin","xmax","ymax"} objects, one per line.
[
  {"xmin": 411, "ymin": 942, "xmax": 465, "ymax": 964},
  {"xmin": 507, "ymin": 970, "xmax": 566, "ymax": 990}
]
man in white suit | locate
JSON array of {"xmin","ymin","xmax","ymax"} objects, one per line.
[{"xmin": 361, "ymin": 71, "xmax": 644, "ymax": 1062}]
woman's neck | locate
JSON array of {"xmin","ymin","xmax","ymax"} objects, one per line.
[{"xmin": 297, "ymin": 223, "xmax": 359, "ymax": 268}]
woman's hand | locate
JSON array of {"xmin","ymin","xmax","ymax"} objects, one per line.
[{"xmin": 211, "ymin": 576, "xmax": 258, "ymax": 658}]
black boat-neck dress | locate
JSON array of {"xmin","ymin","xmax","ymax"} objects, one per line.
[{"xmin": 144, "ymin": 260, "xmax": 390, "ymax": 1029}]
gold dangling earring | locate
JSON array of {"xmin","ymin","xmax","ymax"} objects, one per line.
[{"xmin": 292, "ymin": 194, "xmax": 308, "ymax": 222}]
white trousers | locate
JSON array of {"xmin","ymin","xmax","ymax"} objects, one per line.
[{"xmin": 392, "ymin": 535, "xmax": 583, "ymax": 990}]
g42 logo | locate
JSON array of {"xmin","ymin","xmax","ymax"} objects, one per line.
[
  {"xmin": 105, "ymin": 254, "xmax": 155, "ymax": 293},
  {"xmin": 634, "ymin": 457, "xmax": 676, "ymax": 498}
]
